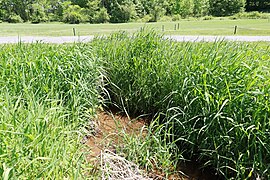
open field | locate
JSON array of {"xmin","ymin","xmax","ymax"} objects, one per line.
[
  {"xmin": 1, "ymin": 30, "xmax": 270, "ymax": 179},
  {"xmin": 0, "ymin": 19, "xmax": 269, "ymax": 36}
]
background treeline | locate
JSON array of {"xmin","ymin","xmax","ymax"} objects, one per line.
[{"xmin": 0, "ymin": 0, "xmax": 269, "ymax": 24}]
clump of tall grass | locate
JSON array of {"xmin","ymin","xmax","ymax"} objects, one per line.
[
  {"xmin": 116, "ymin": 115, "xmax": 184, "ymax": 178},
  {"xmin": 0, "ymin": 43, "xmax": 102, "ymax": 178},
  {"xmin": 92, "ymin": 30, "xmax": 270, "ymax": 179}
]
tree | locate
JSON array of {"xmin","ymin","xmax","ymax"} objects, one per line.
[
  {"xmin": 30, "ymin": 3, "xmax": 48, "ymax": 23},
  {"xmin": 86, "ymin": 0, "xmax": 110, "ymax": 23},
  {"xmin": 140, "ymin": 0, "xmax": 166, "ymax": 22},
  {"xmin": 246, "ymin": 0, "xmax": 270, "ymax": 12},
  {"xmin": 86, "ymin": 0, "xmax": 100, "ymax": 23},
  {"xmin": 71, "ymin": 0, "xmax": 89, "ymax": 8},
  {"xmin": 109, "ymin": 0, "xmax": 137, "ymax": 23},
  {"xmin": 94, "ymin": 7, "xmax": 110, "ymax": 23},
  {"xmin": 193, "ymin": 0, "xmax": 209, "ymax": 17},
  {"xmin": 62, "ymin": 1, "xmax": 88, "ymax": 23},
  {"xmin": 133, "ymin": 0, "xmax": 145, "ymax": 18},
  {"xmin": 209, "ymin": 0, "xmax": 245, "ymax": 16},
  {"xmin": 10, "ymin": 0, "xmax": 34, "ymax": 21},
  {"xmin": 172, "ymin": 0, "xmax": 194, "ymax": 18},
  {"xmin": 0, "ymin": 0, "xmax": 32, "ymax": 22},
  {"xmin": 46, "ymin": 0, "xmax": 64, "ymax": 21},
  {"xmin": 150, "ymin": 5, "xmax": 165, "ymax": 22},
  {"xmin": 181, "ymin": 0, "xmax": 194, "ymax": 18}
]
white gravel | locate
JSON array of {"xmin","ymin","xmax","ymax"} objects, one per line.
[
  {"xmin": 0, "ymin": 35, "xmax": 269, "ymax": 44},
  {"xmin": 0, "ymin": 36, "xmax": 94, "ymax": 44},
  {"xmin": 165, "ymin": 35, "xmax": 270, "ymax": 42}
]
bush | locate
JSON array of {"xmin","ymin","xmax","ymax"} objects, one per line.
[
  {"xmin": 229, "ymin": 15, "xmax": 238, "ymax": 20},
  {"xmin": 137, "ymin": 15, "xmax": 152, "ymax": 22},
  {"xmin": 202, "ymin": 15, "xmax": 213, "ymax": 20},
  {"xmin": 7, "ymin": 14, "xmax": 23, "ymax": 23},
  {"xmin": 172, "ymin": 14, "xmax": 181, "ymax": 21},
  {"xmin": 159, "ymin": 16, "xmax": 172, "ymax": 22},
  {"xmin": 31, "ymin": 16, "xmax": 48, "ymax": 24},
  {"xmin": 234, "ymin": 11, "xmax": 270, "ymax": 19}
]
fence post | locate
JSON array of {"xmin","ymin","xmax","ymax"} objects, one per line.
[
  {"xmin": 234, "ymin": 26, "xmax": 237, "ymax": 35},
  {"xmin": 178, "ymin": 23, "xmax": 180, "ymax": 30},
  {"xmin": 162, "ymin": 25, "xmax": 164, "ymax": 32},
  {"xmin": 174, "ymin": 24, "xmax": 177, "ymax": 30},
  {"xmin": 73, "ymin": 28, "xmax": 76, "ymax": 36}
]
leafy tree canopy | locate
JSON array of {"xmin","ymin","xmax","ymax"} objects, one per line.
[{"xmin": 0, "ymin": 0, "xmax": 266, "ymax": 24}]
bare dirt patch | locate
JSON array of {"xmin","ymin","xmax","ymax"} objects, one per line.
[
  {"xmin": 85, "ymin": 111, "xmax": 146, "ymax": 159},
  {"xmin": 84, "ymin": 111, "xmax": 150, "ymax": 179},
  {"xmin": 84, "ymin": 111, "xmax": 220, "ymax": 180}
]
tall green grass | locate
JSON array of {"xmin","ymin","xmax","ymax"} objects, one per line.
[
  {"xmin": 0, "ymin": 43, "xmax": 102, "ymax": 179},
  {"xmin": 92, "ymin": 30, "xmax": 270, "ymax": 179},
  {"xmin": 117, "ymin": 116, "xmax": 184, "ymax": 178},
  {"xmin": 1, "ymin": 31, "xmax": 269, "ymax": 179}
]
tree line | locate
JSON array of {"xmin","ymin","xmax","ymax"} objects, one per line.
[{"xmin": 0, "ymin": 0, "xmax": 268, "ymax": 24}]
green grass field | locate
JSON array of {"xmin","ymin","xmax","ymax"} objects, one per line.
[{"xmin": 0, "ymin": 19, "xmax": 269, "ymax": 36}]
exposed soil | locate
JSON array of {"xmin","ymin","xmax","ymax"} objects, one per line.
[
  {"xmin": 84, "ymin": 111, "xmax": 221, "ymax": 180},
  {"xmin": 85, "ymin": 111, "xmax": 146, "ymax": 159}
]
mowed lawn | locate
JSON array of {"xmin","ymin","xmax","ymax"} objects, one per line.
[{"xmin": 0, "ymin": 19, "xmax": 269, "ymax": 36}]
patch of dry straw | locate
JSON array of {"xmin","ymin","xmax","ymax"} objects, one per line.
[{"xmin": 100, "ymin": 149, "xmax": 152, "ymax": 180}]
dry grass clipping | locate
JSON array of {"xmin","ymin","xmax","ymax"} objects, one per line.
[{"xmin": 100, "ymin": 149, "xmax": 151, "ymax": 180}]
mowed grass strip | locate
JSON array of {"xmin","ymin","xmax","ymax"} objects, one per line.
[
  {"xmin": 92, "ymin": 30, "xmax": 270, "ymax": 179},
  {"xmin": 0, "ymin": 19, "xmax": 269, "ymax": 36},
  {"xmin": 0, "ymin": 43, "xmax": 102, "ymax": 179}
]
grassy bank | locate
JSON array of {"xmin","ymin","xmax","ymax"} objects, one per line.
[
  {"xmin": 93, "ymin": 31, "xmax": 270, "ymax": 179},
  {"xmin": 0, "ymin": 19, "xmax": 269, "ymax": 36},
  {"xmin": 0, "ymin": 43, "xmax": 102, "ymax": 179}
]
